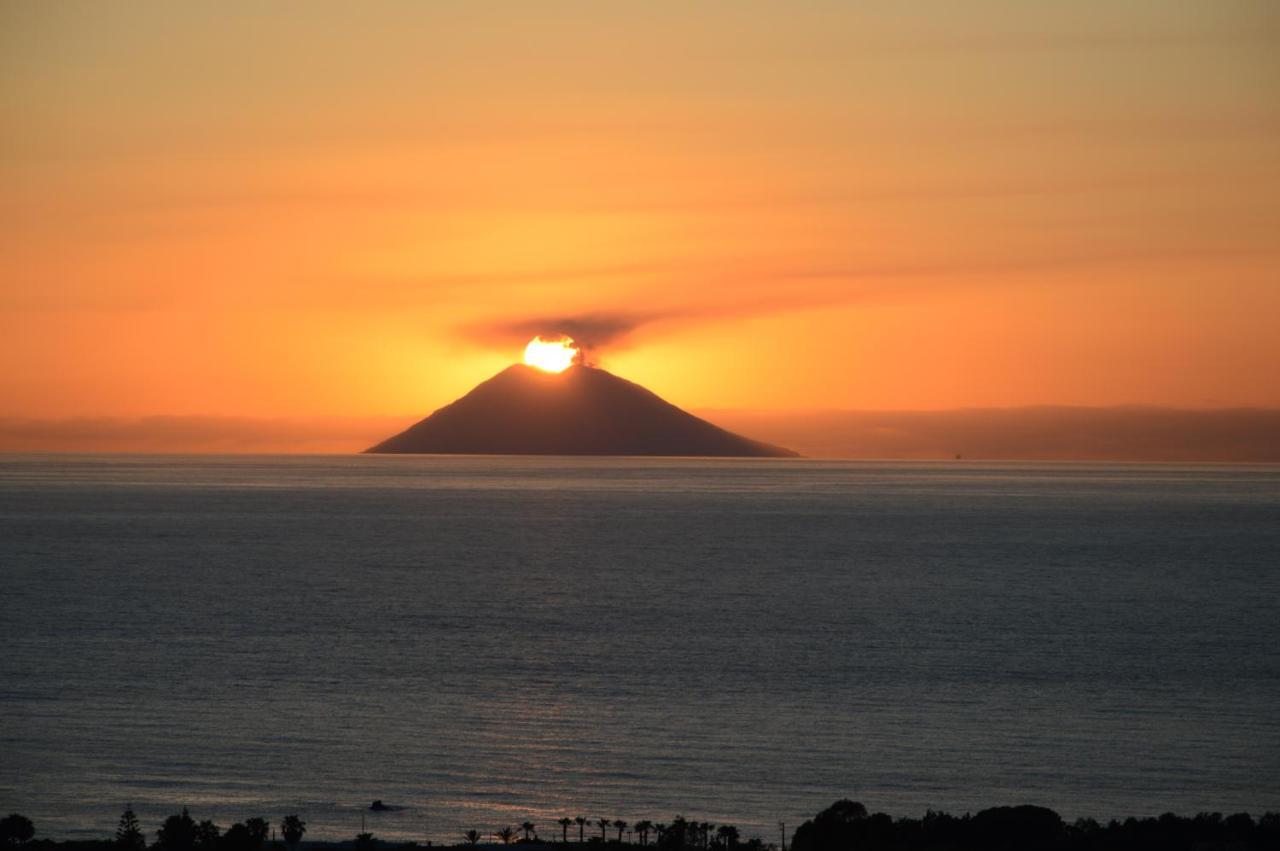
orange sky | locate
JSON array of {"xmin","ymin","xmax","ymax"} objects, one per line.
[{"xmin": 3, "ymin": 1, "xmax": 1279, "ymax": 421}]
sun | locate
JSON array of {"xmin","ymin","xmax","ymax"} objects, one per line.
[{"xmin": 523, "ymin": 336, "xmax": 579, "ymax": 373}]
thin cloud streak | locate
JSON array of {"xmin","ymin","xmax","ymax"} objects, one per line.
[
  {"xmin": 459, "ymin": 245, "xmax": 1277, "ymax": 356},
  {"xmin": 0, "ymin": 416, "xmax": 413, "ymax": 454}
]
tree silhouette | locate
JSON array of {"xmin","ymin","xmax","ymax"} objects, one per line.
[
  {"xmin": 970, "ymin": 805, "xmax": 1063, "ymax": 849},
  {"xmin": 558, "ymin": 818, "xmax": 573, "ymax": 843},
  {"xmin": 715, "ymin": 826, "xmax": 738, "ymax": 849},
  {"xmin": 634, "ymin": 822, "xmax": 652, "ymax": 847},
  {"xmin": 613, "ymin": 822, "xmax": 627, "ymax": 843},
  {"xmin": 496, "ymin": 827, "xmax": 517, "ymax": 845},
  {"xmin": 668, "ymin": 818, "xmax": 690, "ymax": 850},
  {"xmin": 462, "ymin": 831, "xmax": 482, "ymax": 846},
  {"xmin": 116, "ymin": 808, "xmax": 145, "ymax": 851},
  {"xmin": 653, "ymin": 825, "xmax": 667, "ymax": 846},
  {"xmin": 280, "ymin": 816, "xmax": 306, "ymax": 851},
  {"xmin": 223, "ymin": 821, "xmax": 269, "ymax": 851},
  {"xmin": 789, "ymin": 800, "xmax": 867, "ymax": 851},
  {"xmin": 0, "ymin": 815, "xmax": 34, "ymax": 847},
  {"xmin": 222, "ymin": 825, "xmax": 250, "ymax": 851},
  {"xmin": 244, "ymin": 819, "xmax": 268, "ymax": 849},
  {"xmin": 575, "ymin": 818, "xmax": 586, "ymax": 843},
  {"xmin": 596, "ymin": 820, "xmax": 610, "ymax": 841},
  {"xmin": 354, "ymin": 832, "xmax": 376, "ymax": 851},
  {"xmin": 194, "ymin": 820, "xmax": 220, "ymax": 851},
  {"xmin": 156, "ymin": 809, "xmax": 197, "ymax": 851},
  {"xmin": 521, "ymin": 823, "xmax": 536, "ymax": 842}
]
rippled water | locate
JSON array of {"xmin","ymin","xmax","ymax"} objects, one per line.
[{"xmin": 1, "ymin": 455, "xmax": 1278, "ymax": 842}]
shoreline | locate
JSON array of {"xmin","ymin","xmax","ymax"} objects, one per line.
[{"xmin": 8, "ymin": 804, "xmax": 1280, "ymax": 851}]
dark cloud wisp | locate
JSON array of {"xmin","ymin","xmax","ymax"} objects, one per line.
[{"xmin": 461, "ymin": 311, "xmax": 670, "ymax": 361}]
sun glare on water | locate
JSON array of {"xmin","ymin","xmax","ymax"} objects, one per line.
[{"xmin": 523, "ymin": 336, "xmax": 579, "ymax": 373}]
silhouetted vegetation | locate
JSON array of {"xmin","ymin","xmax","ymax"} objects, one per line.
[
  {"xmin": 140, "ymin": 811, "xmax": 273, "ymax": 851},
  {"xmin": 219, "ymin": 820, "xmax": 267, "ymax": 851},
  {"xmin": 790, "ymin": 799, "xmax": 1280, "ymax": 851},
  {"xmin": 193, "ymin": 820, "xmax": 219, "ymax": 851},
  {"xmin": 2, "ymin": 815, "xmax": 36, "ymax": 847},
  {"xmin": 7, "ymin": 801, "xmax": 1280, "ymax": 851},
  {"xmin": 155, "ymin": 810, "xmax": 196, "ymax": 851},
  {"xmin": 280, "ymin": 817, "xmax": 305, "ymax": 851},
  {"xmin": 115, "ymin": 809, "xmax": 145, "ymax": 851}
]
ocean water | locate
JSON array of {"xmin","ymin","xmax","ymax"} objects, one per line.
[{"xmin": 1, "ymin": 455, "xmax": 1278, "ymax": 842}]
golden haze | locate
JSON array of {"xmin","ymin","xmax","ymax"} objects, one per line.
[{"xmin": 2, "ymin": 2, "xmax": 1279, "ymax": 429}]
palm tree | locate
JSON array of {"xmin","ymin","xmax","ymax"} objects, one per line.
[
  {"xmin": 715, "ymin": 826, "xmax": 738, "ymax": 850},
  {"xmin": 463, "ymin": 831, "xmax": 482, "ymax": 846},
  {"xmin": 575, "ymin": 818, "xmax": 587, "ymax": 844},
  {"xmin": 634, "ymin": 822, "xmax": 653, "ymax": 846},
  {"xmin": 521, "ymin": 823, "xmax": 536, "ymax": 842},
  {"xmin": 653, "ymin": 825, "xmax": 667, "ymax": 846},
  {"xmin": 558, "ymin": 819, "xmax": 573, "ymax": 843},
  {"xmin": 496, "ymin": 827, "xmax": 517, "ymax": 845},
  {"xmin": 613, "ymin": 821, "xmax": 627, "ymax": 843},
  {"xmin": 596, "ymin": 819, "xmax": 610, "ymax": 841},
  {"xmin": 667, "ymin": 819, "xmax": 687, "ymax": 850},
  {"xmin": 701, "ymin": 824, "xmax": 714, "ymax": 850}
]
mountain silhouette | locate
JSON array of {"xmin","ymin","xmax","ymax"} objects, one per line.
[{"xmin": 366, "ymin": 364, "xmax": 798, "ymax": 457}]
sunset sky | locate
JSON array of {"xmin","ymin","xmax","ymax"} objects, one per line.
[{"xmin": 3, "ymin": 1, "xmax": 1279, "ymax": 427}]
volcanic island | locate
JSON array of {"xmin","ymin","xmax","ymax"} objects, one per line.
[{"xmin": 367, "ymin": 337, "xmax": 797, "ymax": 457}]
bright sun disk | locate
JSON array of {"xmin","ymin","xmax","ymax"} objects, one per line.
[{"xmin": 523, "ymin": 336, "xmax": 579, "ymax": 373}]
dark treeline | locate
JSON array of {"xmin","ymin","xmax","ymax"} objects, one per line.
[
  {"xmin": 4, "ymin": 800, "xmax": 1280, "ymax": 851},
  {"xmin": 790, "ymin": 800, "xmax": 1280, "ymax": 851},
  {"xmin": 0, "ymin": 810, "xmax": 306, "ymax": 851}
]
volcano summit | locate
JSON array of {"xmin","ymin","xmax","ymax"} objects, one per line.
[{"xmin": 366, "ymin": 364, "xmax": 797, "ymax": 457}]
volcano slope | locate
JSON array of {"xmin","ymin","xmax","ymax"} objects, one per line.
[{"xmin": 366, "ymin": 364, "xmax": 798, "ymax": 457}]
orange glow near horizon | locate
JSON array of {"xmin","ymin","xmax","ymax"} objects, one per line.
[
  {"xmin": 1, "ymin": 3, "xmax": 1279, "ymax": 436},
  {"xmin": 523, "ymin": 337, "xmax": 579, "ymax": 373}
]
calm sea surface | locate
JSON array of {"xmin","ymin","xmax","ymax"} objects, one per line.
[{"xmin": 2, "ymin": 455, "xmax": 1278, "ymax": 841}]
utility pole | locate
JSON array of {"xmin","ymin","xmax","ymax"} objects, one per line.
[{"xmin": 778, "ymin": 823, "xmax": 785, "ymax": 851}]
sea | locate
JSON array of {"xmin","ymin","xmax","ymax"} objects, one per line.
[{"xmin": 1, "ymin": 455, "xmax": 1278, "ymax": 843}]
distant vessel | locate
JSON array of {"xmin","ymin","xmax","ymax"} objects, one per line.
[{"xmin": 366, "ymin": 363, "xmax": 797, "ymax": 457}]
